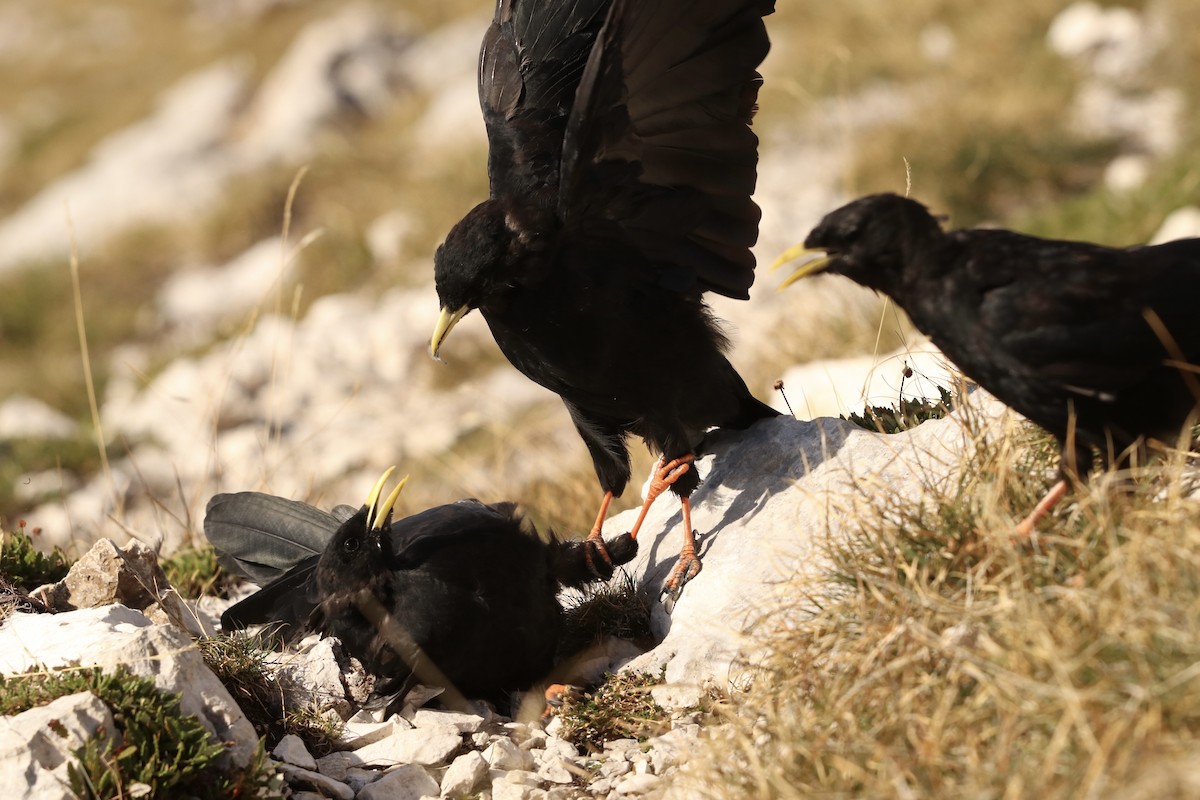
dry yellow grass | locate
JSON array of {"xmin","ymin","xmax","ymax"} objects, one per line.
[{"xmin": 683, "ymin": 416, "xmax": 1200, "ymax": 798}]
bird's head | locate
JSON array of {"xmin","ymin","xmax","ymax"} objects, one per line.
[
  {"xmin": 772, "ymin": 193, "xmax": 942, "ymax": 296},
  {"xmin": 431, "ymin": 200, "xmax": 525, "ymax": 362},
  {"xmin": 322, "ymin": 466, "xmax": 409, "ymax": 573}
]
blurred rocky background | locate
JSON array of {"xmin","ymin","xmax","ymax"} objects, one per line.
[{"xmin": 1, "ymin": 0, "xmax": 1198, "ymax": 556}]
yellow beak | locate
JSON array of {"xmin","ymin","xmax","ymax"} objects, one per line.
[
  {"xmin": 365, "ymin": 466, "xmax": 409, "ymax": 530},
  {"xmin": 770, "ymin": 244, "xmax": 833, "ymax": 290},
  {"xmin": 430, "ymin": 305, "xmax": 469, "ymax": 362}
]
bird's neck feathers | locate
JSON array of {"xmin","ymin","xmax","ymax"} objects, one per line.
[
  {"xmin": 435, "ymin": 199, "xmax": 558, "ymax": 310},
  {"xmin": 851, "ymin": 206, "xmax": 947, "ymax": 302}
]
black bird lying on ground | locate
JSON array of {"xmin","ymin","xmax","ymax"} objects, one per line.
[
  {"xmin": 208, "ymin": 468, "xmax": 637, "ymax": 708},
  {"xmin": 429, "ymin": 0, "xmax": 779, "ymax": 600},
  {"xmin": 775, "ymin": 192, "xmax": 1200, "ymax": 535}
]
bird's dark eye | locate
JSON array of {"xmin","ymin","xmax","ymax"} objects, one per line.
[{"xmin": 342, "ymin": 537, "xmax": 361, "ymax": 554}]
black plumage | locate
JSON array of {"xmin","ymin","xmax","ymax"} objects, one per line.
[
  {"xmin": 430, "ymin": 0, "xmax": 779, "ymax": 597},
  {"xmin": 209, "ymin": 471, "xmax": 636, "ymax": 706},
  {"xmin": 778, "ymin": 192, "xmax": 1200, "ymax": 532}
]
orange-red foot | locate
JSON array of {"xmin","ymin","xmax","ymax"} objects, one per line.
[
  {"xmin": 660, "ymin": 548, "xmax": 702, "ymax": 610},
  {"xmin": 646, "ymin": 455, "xmax": 694, "ymax": 504},
  {"xmin": 584, "ymin": 491, "xmax": 615, "ymax": 578},
  {"xmin": 541, "ymin": 683, "xmax": 581, "ymax": 720},
  {"xmin": 627, "ymin": 455, "xmax": 695, "ymax": 543},
  {"xmin": 1014, "ymin": 479, "xmax": 1069, "ymax": 540},
  {"xmin": 659, "ymin": 496, "xmax": 700, "ymax": 611}
]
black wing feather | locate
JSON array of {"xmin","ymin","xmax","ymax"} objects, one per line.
[
  {"xmin": 481, "ymin": 0, "xmax": 610, "ymax": 198},
  {"xmin": 381, "ymin": 499, "xmax": 527, "ymax": 569},
  {"xmin": 219, "ymin": 556, "xmax": 319, "ymax": 640},
  {"xmin": 560, "ymin": 0, "xmax": 774, "ymax": 299},
  {"xmin": 204, "ymin": 492, "xmax": 338, "ymax": 584}
]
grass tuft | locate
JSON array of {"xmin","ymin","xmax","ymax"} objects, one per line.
[
  {"xmin": 198, "ymin": 633, "xmax": 344, "ymax": 757},
  {"xmin": 559, "ymin": 572, "xmax": 655, "ymax": 659},
  {"xmin": 687, "ymin": 416, "xmax": 1200, "ymax": 798},
  {"xmin": 161, "ymin": 545, "xmax": 233, "ymax": 601},
  {"xmin": 558, "ymin": 671, "xmax": 671, "ymax": 752}
]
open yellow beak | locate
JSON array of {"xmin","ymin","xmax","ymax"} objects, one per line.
[
  {"xmin": 365, "ymin": 466, "xmax": 410, "ymax": 530},
  {"xmin": 430, "ymin": 305, "xmax": 469, "ymax": 362},
  {"xmin": 770, "ymin": 243, "xmax": 833, "ymax": 290}
]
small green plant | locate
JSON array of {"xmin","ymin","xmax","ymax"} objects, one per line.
[
  {"xmin": 162, "ymin": 545, "xmax": 232, "ymax": 600},
  {"xmin": 1, "ymin": 520, "xmax": 72, "ymax": 590},
  {"xmin": 844, "ymin": 385, "xmax": 956, "ymax": 434},
  {"xmin": 558, "ymin": 671, "xmax": 670, "ymax": 752},
  {"xmin": 0, "ymin": 666, "xmax": 277, "ymax": 799}
]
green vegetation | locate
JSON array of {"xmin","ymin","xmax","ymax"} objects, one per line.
[
  {"xmin": 844, "ymin": 384, "xmax": 957, "ymax": 434},
  {"xmin": 162, "ymin": 545, "xmax": 232, "ymax": 600},
  {"xmin": 558, "ymin": 670, "xmax": 671, "ymax": 752},
  {"xmin": 1, "ymin": 520, "xmax": 72, "ymax": 590},
  {"xmin": 559, "ymin": 572, "xmax": 655, "ymax": 659},
  {"xmin": 0, "ymin": 666, "xmax": 277, "ymax": 799}
]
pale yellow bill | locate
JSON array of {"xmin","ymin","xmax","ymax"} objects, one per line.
[
  {"xmin": 372, "ymin": 474, "xmax": 409, "ymax": 531},
  {"xmin": 364, "ymin": 465, "xmax": 397, "ymax": 529},
  {"xmin": 430, "ymin": 305, "xmax": 469, "ymax": 362},
  {"xmin": 770, "ymin": 244, "xmax": 832, "ymax": 290}
]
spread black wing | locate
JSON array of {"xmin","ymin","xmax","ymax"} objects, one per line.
[
  {"xmin": 559, "ymin": 0, "xmax": 775, "ymax": 298},
  {"xmin": 204, "ymin": 492, "xmax": 339, "ymax": 584},
  {"xmin": 480, "ymin": 0, "xmax": 610, "ymax": 198}
]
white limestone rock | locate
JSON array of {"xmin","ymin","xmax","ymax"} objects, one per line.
[
  {"xmin": 272, "ymin": 733, "xmax": 317, "ymax": 770},
  {"xmin": 0, "ymin": 395, "xmax": 77, "ymax": 440},
  {"xmin": 1151, "ymin": 207, "xmax": 1200, "ymax": 245},
  {"xmin": 614, "ymin": 391, "xmax": 1010, "ymax": 692},
  {"xmin": 278, "ymin": 763, "xmax": 354, "ymax": 800},
  {"xmin": 351, "ymin": 728, "xmax": 462, "ymax": 768},
  {"xmin": 356, "ymin": 763, "xmax": 440, "ymax": 800},
  {"xmin": 0, "ymin": 60, "xmax": 249, "ymax": 275},
  {"xmin": 484, "ymin": 737, "xmax": 537, "ymax": 772},
  {"xmin": 0, "ymin": 692, "xmax": 116, "ymax": 800},
  {"xmin": 0, "ymin": 605, "xmax": 258, "ymax": 769},
  {"xmin": 441, "ymin": 751, "xmax": 489, "ymax": 798},
  {"xmin": 405, "ymin": 707, "xmax": 486, "ymax": 733}
]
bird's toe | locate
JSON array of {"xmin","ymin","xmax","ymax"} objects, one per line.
[{"xmin": 659, "ymin": 549, "xmax": 702, "ymax": 608}]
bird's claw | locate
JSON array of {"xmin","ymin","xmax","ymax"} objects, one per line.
[
  {"xmin": 583, "ymin": 536, "xmax": 615, "ymax": 581},
  {"xmin": 658, "ymin": 544, "xmax": 702, "ymax": 610},
  {"xmin": 646, "ymin": 455, "xmax": 694, "ymax": 503}
]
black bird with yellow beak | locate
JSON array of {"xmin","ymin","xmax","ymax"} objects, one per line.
[
  {"xmin": 431, "ymin": 0, "xmax": 779, "ymax": 601},
  {"xmin": 213, "ymin": 468, "xmax": 637, "ymax": 706},
  {"xmin": 776, "ymin": 192, "xmax": 1200, "ymax": 535}
]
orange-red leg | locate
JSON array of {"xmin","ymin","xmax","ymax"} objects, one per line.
[
  {"xmin": 587, "ymin": 491, "xmax": 614, "ymax": 540},
  {"xmin": 662, "ymin": 496, "xmax": 702, "ymax": 602},
  {"xmin": 583, "ymin": 490, "xmax": 616, "ymax": 577},
  {"xmin": 1014, "ymin": 479, "xmax": 1069, "ymax": 539},
  {"xmin": 628, "ymin": 455, "xmax": 693, "ymax": 541}
]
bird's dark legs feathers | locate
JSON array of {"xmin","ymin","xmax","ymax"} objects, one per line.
[{"xmin": 1014, "ymin": 479, "xmax": 1069, "ymax": 539}]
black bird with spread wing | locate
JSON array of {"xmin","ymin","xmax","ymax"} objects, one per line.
[
  {"xmin": 209, "ymin": 469, "xmax": 636, "ymax": 707},
  {"xmin": 430, "ymin": 0, "xmax": 779, "ymax": 599},
  {"xmin": 776, "ymin": 193, "xmax": 1200, "ymax": 534}
]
